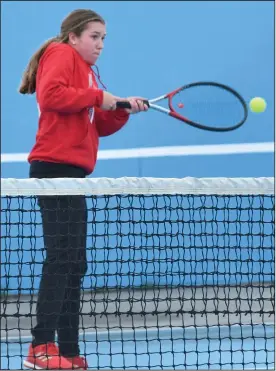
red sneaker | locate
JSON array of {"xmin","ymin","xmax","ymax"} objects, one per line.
[
  {"xmin": 23, "ymin": 343, "xmax": 73, "ymax": 370},
  {"xmin": 64, "ymin": 356, "xmax": 88, "ymax": 370}
]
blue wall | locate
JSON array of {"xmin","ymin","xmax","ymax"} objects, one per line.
[
  {"xmin": 1, "ymin": 1, "xmax": 274, "ymax": 179},
  {"xmin": 1, "ymin": 1, "xmax": 274, "ymax": 293}
]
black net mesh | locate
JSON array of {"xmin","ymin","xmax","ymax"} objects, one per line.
[{"xmin": 1, "ymin": 182, "xmax": 275, "ymax": 370}]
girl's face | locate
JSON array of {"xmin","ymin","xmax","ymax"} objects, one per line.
[{"xmin": 69, "ymin": 21, "xmax": 106, "ymax": 65}]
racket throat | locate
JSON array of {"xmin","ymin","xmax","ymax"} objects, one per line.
[{"xmin": 149, "ymin": 104, "xmax": 170, "ymax": 114}]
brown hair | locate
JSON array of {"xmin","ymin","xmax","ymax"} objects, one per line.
[{"xmin": 19, "ymin": 9, "xmax": 105, "ymax": 94}]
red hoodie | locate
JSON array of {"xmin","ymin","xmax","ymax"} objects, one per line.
[{"xmin": 28, "ymin": 42, "xmax": 129, "ymax": 174}]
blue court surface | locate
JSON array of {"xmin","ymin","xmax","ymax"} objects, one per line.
[{"xmin": 2, "ymin": 324, "xmax": 274, "ymax": 370}]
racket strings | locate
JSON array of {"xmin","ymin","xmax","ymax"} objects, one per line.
[{"xmin": 172, "ymin": 86, "xmax": 246, "ymax": 129}]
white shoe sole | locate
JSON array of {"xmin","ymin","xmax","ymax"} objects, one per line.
[
  {"xmin": 23, "ymin": 359, "xmax": 84, "ymax": 370},
  {"xmin": 23, "ymin": 360, "xmax": 43, "ymax": 369}
]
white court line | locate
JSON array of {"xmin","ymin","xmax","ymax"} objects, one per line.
[
  {"xmin": 2, "ymin": 322, "xmax": 274, "ymax": 342},
  {"xmin": 1, "ymin": 142, "xmax": 274, "ymax": 163},
  {"xmin": 1, "ymin": 328, "xmax": 169, "ymax": 342},
  {"xmin": 1, "ymin": 327, "xmax": 180, "ymax": 342}
]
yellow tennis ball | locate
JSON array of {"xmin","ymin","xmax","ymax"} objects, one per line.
[{"xmin": 249, "ymin": 97, "xmax": 267, "ymax": 113}]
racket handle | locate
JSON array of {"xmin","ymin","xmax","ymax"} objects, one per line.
[{"xmin": 116, "ymin": 100, "xmax": 149, "ymax": 109}]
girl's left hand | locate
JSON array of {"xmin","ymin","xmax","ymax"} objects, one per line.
[{"xmin": 123, "ymin": 97, "xmax": 149, "ymax": 114}]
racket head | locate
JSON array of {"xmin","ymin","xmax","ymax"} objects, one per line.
[{"xmin": 167, "ymin": 81, "xmax": 248, "ymax": 132}]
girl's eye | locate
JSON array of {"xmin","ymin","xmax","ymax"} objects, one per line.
[{"xmin": 91, "ymin": 35, "xmax": 105, "ymax": 41}]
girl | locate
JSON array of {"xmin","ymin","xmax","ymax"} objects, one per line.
[{"xmin": 19, "ymin": 8, "xmax": 147, "ymax": 370}]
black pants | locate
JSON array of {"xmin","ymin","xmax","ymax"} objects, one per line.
[{"xmin": 30, "ymin": 161, "xmax": 88, "ymax": 357}]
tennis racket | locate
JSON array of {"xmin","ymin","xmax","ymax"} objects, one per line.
[{"xmin": 116, "ymin": 81, "xmax": 248, "ymax": 132}]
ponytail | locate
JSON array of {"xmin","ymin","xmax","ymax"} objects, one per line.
[{"xmin": 18, "ymin": 37, "xmax": 60, "ymax": 94}]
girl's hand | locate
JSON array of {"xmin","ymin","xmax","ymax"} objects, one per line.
[{"xmin": 123, "ymin": 97, "xmax": 149, "ymax": 114}]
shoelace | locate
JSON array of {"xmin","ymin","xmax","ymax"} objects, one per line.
[
  {"xmin": 35, "ymin": 343, "xmax": 59, "ymax": 360},
  {"xmin": 45, "ymin": 343, "xmax": 59, "ymax": 354}
]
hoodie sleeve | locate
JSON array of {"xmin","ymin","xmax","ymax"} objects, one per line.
[
  {"xmin": 94, "ymin": 107, "xmax": 130, "ymax": 137},
  {"xmin": 37, "ymin": 44, "xmax": 103, "ymax": 113}
]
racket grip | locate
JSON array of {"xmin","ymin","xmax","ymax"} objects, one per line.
[{"xmin": 116, "ymin": 100, "xmax": 149, "ymax": 109}]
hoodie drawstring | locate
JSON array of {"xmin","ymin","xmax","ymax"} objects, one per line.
[{"xmin": 92, "ymin": 65, "xmax": 107, "ymax": 90}]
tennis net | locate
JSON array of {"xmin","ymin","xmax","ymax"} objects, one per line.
[{"xmin": 1, "ymin": 176, "xmax": 275, "ymax": 370}]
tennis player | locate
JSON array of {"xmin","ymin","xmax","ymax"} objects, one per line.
[{"xmin": 19, "ymin": 9, "xmax": 147, "ymax": 370}]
